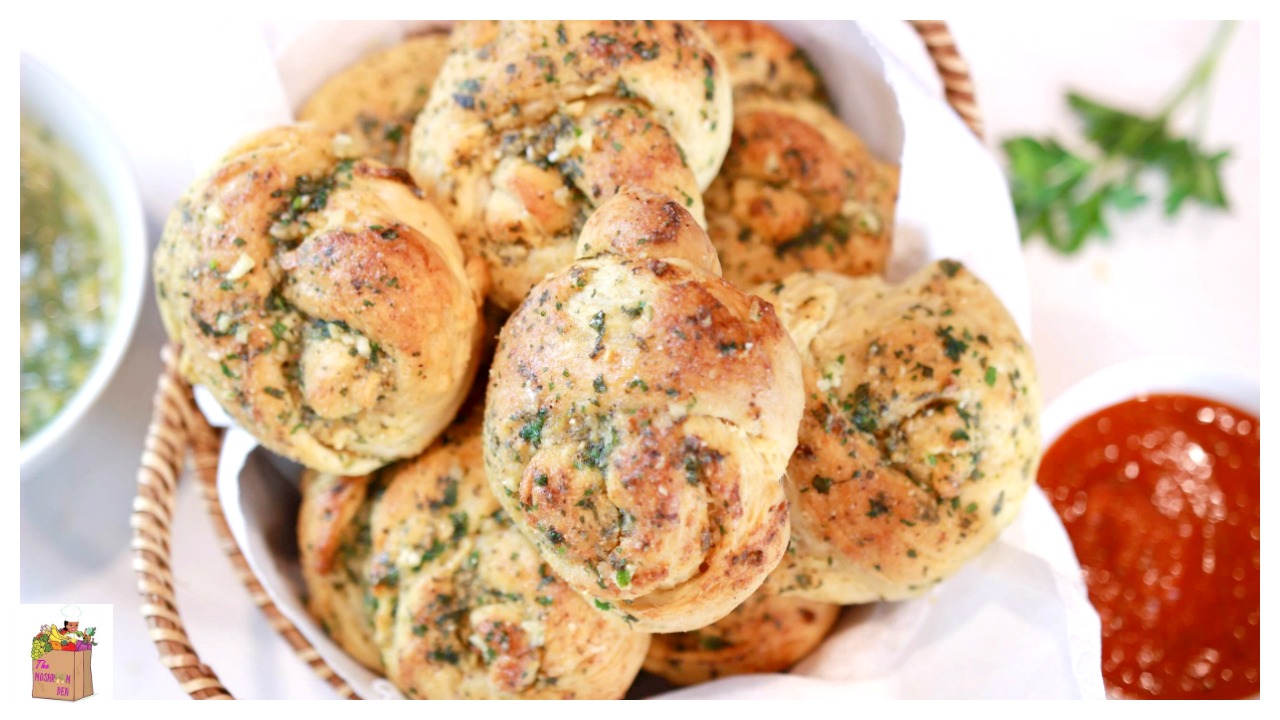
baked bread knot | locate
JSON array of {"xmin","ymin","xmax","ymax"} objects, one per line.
[
  {"xmin": 299, "ymin": 405, "xmax": 650, "ymax": 699},
  {"xmin": 408, "ymin": 20, "xmax": 733, "ymax": 309},
  {"xmin": 706, "ymin": 95, "xmax": 900, "ymax": 288},
  {"xmin": 155, "ymin": 125, "xmax": 487, "ymax": 474},
  {"xmin": 484, "ymin": 187, "xmax": 804, "ymax": 633},
  {"xmin": 643, "ymin": 590, "xmax": 840, "ymax": 686},
  {"xmin": 755, "ymin": 262, "xmax": 1041, "ymax": 602},
  {"xmin": 704, "ymin": 20, "xmax": 831, "ymax": 103},
  {"xmin": 298, "ymin": 31, "xmax": 451, "ymax": 168},
  {"xmin": 698, "ymin": 21, "xmax": 899, "ymax": 288}
]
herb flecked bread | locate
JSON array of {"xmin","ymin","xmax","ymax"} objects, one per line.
[
  {"xmin": 702, "ymin": 20, "xmax": 899, "ymax": 288},
  {"xmin": 407, "ymin": 20, "xmax": 734, "ymax": 309},
  {"xmin": 704, "ymin": 20, "xmax": 831, "ymax": 104},
  {"xmin": 299, "ymin": 403, "xmax": 650, "ymax": 699},
  {"xmin": 643, "ymin": 590, "xmax": 840, "ymax": 685},
  {"xmin": 154, "ymin": 125, "xmax": 487, "ymax": 474},
  {"xmin": 298, "ymin": 31, "xmax": 452, "ymax": 168},
  {"xmin": 483, "ymin": 186, "xmax": 804, "ymax": 633},
  {"xmin": 755, "ymin": 262, "xmax": 1041, "ymax": 602},
  {"xmin": 195, "ymin": 19, "xmax": 1047, "ymax": 699}
]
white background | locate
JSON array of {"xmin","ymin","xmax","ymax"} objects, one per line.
[{"xmin": 16, "ymin": 19, "xmax": 1261, "ymax": 699}]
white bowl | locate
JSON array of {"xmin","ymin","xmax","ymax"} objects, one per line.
[
  {"xmin": 1041, "ymin": 355, "xmax": 1260, "ymax": 447},
  {"xmin": 19, "ymin": 54, "xmax": 148, "ymax": 478}
]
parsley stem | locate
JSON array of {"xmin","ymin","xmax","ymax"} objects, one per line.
[{"xmin": 1156, "ymin": 21, "xmax": 1238, "ymax": 120}]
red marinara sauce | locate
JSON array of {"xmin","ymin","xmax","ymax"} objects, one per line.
[{"xmin": 1037, "ymin": 394, "xmax": 1259, "ymax": 699}]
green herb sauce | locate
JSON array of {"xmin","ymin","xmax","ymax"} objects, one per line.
[{"xmin": 20, "ymin": 115, "xmax": 118, "ymax": 440}]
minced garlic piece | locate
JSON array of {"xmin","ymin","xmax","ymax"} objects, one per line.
[{"xmin": 226, "ymin": 252, "xmax": 256, "ymax": 280}]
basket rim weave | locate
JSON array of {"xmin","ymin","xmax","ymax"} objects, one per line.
[{"xmin": 131, "ymin": 19, "xmax": 983, "ymax": 700}]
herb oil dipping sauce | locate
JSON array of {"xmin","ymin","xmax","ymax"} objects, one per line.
[{"xmin": 20, "ymin": 114, "xmax": 120, "ymax": 441}]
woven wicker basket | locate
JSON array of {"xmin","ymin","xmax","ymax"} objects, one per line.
[{"xmin": 130, "ymin": 20, "xmax": 984, "ymax": 700}]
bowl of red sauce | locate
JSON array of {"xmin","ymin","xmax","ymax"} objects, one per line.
[{"xmin": 1038, "ymin": 356, "xmax": 1259, "ymax": 700}]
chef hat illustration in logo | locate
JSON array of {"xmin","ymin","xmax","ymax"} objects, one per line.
[{"xmin": 60, "ymin": 605, "xmax": 81, "ymax": 633}]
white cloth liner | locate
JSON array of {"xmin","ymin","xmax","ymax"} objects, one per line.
[{"xmin": 198, "ymin": 20, "xmax": 1101, "ymax": 699}]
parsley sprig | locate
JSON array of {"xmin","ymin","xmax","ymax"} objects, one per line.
[{"xmin": 1003, "ymin": 22, "xmax": 1236, "ymax": 254}]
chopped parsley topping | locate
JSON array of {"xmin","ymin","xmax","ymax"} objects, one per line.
[
  {"xmin": 936, "ymin": 325, "xmax": 969, "ymax": 362},
  {"xmin": 580, "ymin": 423, "xmax": 617, "ymax": 470},
  {"xmin": 633, "ymin": 41, "xmax": 659, "ymax": 60},
  {"xmin": 684, "ymin": 452, "xmax": 702, "ymax": 485},
  {"xmin": 417, "ymin": 539, "xmax": 448, "ymax": 567},
  {"xmin": 588, "ymin": 310, "xmax": 606, "ymax": 358},
  {"xmin": 428, "ymin": 647, "xmax": 460, "ymax": 664},
  {"xmin": 519, "ymin": 408, "xmax": 548, "ymax": 447},
  {"xmin": 849, "ymin": 383, "xmax": 878, "ymax": 433},
  {"xmin": 428, "ymin": 479, "xmax": 458, "ymax": 510},
  {"xmin": 699, "ymin": 635, "xmax": 732, "ymax": 650},
  {"xmin": 449, "ymin": 512, "xmax": 468, "ymax": 541},
  {"xmin": 773, "ymin": 220, "xmax": 830, "ymax": 257}
]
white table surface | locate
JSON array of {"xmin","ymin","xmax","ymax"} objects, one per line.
[{"xmin": 18, "ymin": 19, "xmax": 1261, "ymax": 699}]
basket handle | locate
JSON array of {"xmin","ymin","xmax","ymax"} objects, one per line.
[
  {"xmin": 130, "ymin": 344, "xmax": 233, "ymax": 699},
  {"xmin": 131, "ymin": 344, "xmax": 358, "ymax": 699},
  {"xmin": 131, "ymin": 19, "xmax": 982, "ymax": 701},
  {"xmin": 909, "ymin": 20, "xmax": 985, "ymax": 139}
]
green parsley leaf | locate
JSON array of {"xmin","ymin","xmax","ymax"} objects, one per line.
[{"xmin": 1001, "ymin": 22, "xmax": 1235, "ymax": 254}]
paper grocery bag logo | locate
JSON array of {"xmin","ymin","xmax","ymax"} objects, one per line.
[{"xmin": 31, "ymin": 605, "xmax": 96, "ymax": 701}]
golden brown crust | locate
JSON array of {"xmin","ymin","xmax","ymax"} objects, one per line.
[
  {"xmin": 298, "ymin": 32, "xmax": 451, "ymax": 167},
  {"xmin": 299, "ymin": 405, "xmax": 650, "ymax": 699},
  {"xmin": 706, "ymin": 96, "xmax": 900, "ymax": 288},
  {"xmin": 154, "ymin": 125, "xmax": 486, "ymax": 473},
  {"xmin": 483, "ymin": 188, "xmax": 803, "ymax": 633},
  {"xmin": 704, "ymin": 20, "xmax": 830, "ymax": 104},
  {"xmin": 575, "ymin": 185, "xmax": 722, "ymax": 274},
  {"xmin": 643, "ymin": 591, "xmax": 840, "ymax": 686},
  {"xmin": 298, "ymin": 471, "xmax": 383, "ymax": 671},
  {"xmin": 754, "ymin": 263, "xmax": 1041, "ymax": 602},
  {"xmin": 408, "ymin": 21, "xmax": 733, "ymax": 309}
]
